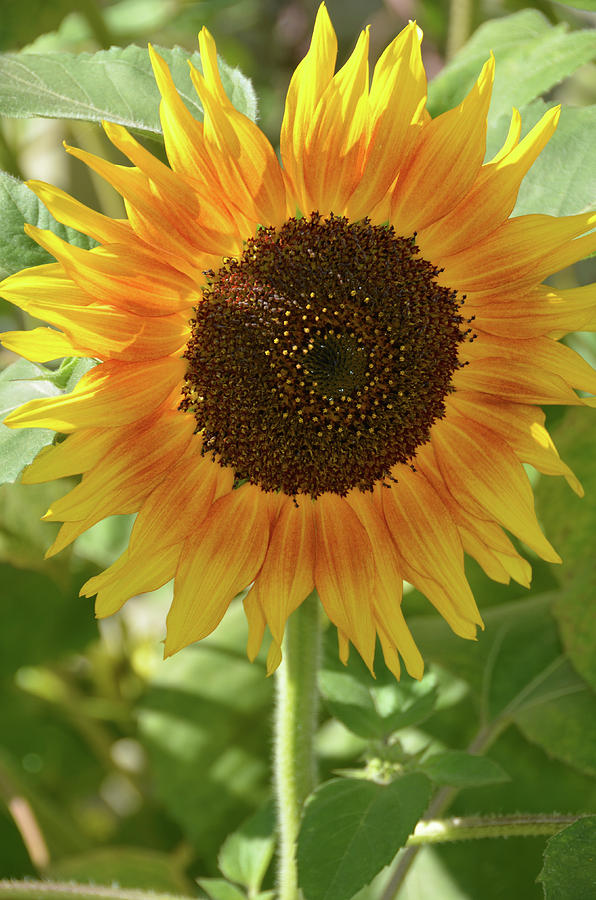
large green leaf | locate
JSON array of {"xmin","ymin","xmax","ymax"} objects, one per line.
[
  {"xmin": 0, "ymin": 44, "xmax": 257, "ymax": 133},
  {"xmin": 538, "ymin": 816, "xmax": 596, "ymax": 899},
  {"xmin": 428, "ymin": 11, "xmax": 596, "ymax": 120},
  {"xmin": 511, "ymin": 659, "xmax": 596, "ymax": 778},
  {"xmin": 137, "ymin": 602, "xmax": 272, "ymax": 860},
  {"xmin": 0, "ymin": 171, "xmax": 96, "ymax": 279},
  {"xmin": 535, "ymin": 409, "xmax": 596, "ymax": 690},
  {"xmin": 0, "ymin": 562, "xmax": 97, "ymax": 680},
  {"xmin": 297, "ymin": 774, "xmax": 432, "ymax": 900}
]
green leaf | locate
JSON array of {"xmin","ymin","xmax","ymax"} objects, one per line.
[
  {"xmin": 0, "ymin": 357, "xmax": 96, "ymax": 485},
  {"xmin": 511, "ymin": 659, "xmax": 596, "ymax": 778},
  {"xmin": 48, "ymin": 847, "xmax": 194, "ymax": 893},
  {"xmin": 0, "ymin": 359, "xmax": 60, "ymax": 484},
  {"xmin": 428, "ymin": 10, "xmax": 596, "ymax": 120},
  {"xmin": 552, "ymin": 0, "xmax": 596, "ymax": 9},
  {"xmin": 419, "ymin": 751, "xmax": 510, "ymax": 788},
  {"xmin": 409, "ymin": 593, "xmax": 562, "ymax": 719},
  {"xmin": 218, "ymin": 803, "xmax": 275, "ymax": 893},
  {"xmin": 538, "ymin": 816, "xmax": 596, "ymax": 899},
  {"xmin": 297, "ymin": 774, "xmax": 432, "ymax": 900},
  {"xmin": 486, "ymin": 103, "xmax": 596, "ymax": 216},
  {"xmin": 536, "ymin": 409, "xmax": 596, "ymax": 690},
  {"xmin": 0, "ymin": 44, "xmax": 257, "ymax": 134},
  {"xmin": 137, "ymin": 602, "xmax": 273, "ymax": 861},
  {"xmin": 198, "ymin": 881, "xmax": 247, "ymax": 900},
  {"xmin": 319, "ymin": 632, "xmax": 437, "ymax": 740},
  {"xmin": 0, "ymin": 171, "xmax": 96, "ymax": 279},
  {"xmin": 0, "ymin": 562, "xmax": 97, "ymax": 680}
]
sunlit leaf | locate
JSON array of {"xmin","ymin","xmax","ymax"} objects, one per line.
[
  {"xmin": 0, "ymin": 44, "xmax": 257, "ymax": 134},
  {"xmin": 429, "ymin": 10, "xmax": 596, "ymax": 119},
  {"xmin": 218, "ymin": 803, "xmax": 275, "ymax": 893}
]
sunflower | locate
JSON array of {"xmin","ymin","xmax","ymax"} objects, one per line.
[{"xmin": 1, "ymin": 4, "xmax": 595, "ymax": 680}]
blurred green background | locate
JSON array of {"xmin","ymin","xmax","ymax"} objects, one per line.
[{"xmin": 1, "ymin": 1, "xmax": 596, "ymax": 898}]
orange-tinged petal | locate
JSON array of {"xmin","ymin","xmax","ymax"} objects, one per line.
[
  {"xmin": 372, "ymin": 584, "xmax": 424, "ymax": 680},
  {"xmin": 43, "ymin": 412, "xmax": 195, "ymax": 523},
  {"xmin": 24, "ymin": 225, "xmax": 196, "ymax": 317},
  {"xmin": 280, "ymin": 3, "xmax": 338, "ymax": 211},
  {"xmin": 452, "ymin": 357, "xmax": 591, "ymax": 406},
  {"xmin": 382, "ymin": 467, "xmax": 482, "ymax": 634},
  {"xmin": 347, "ymin": 22, "xmax": 426, "ymax": 220},
  {"xmin": 4, "ymin": 357, "xmax": 186, "ymax": 432},
  {"xmin": 256, "ymin": 497, "xmax": 315, "ymax": 645},
  {"xmin": 440, "ymin": 211, "xmax": 596, "ymax": 291},
  {"xmin": 87, "ymin": 544, "xmax": 181, "ymax": 618},
  {"xmin": 27, "ymin": 180, "xmax": 132, "ymax": 244},
  {"xmin": 128, "ymin": 450, "xmax": 229, "ymax": 555},
  {"xmin": 29, "ymin": 302, "xmax": 188, "ymax": 362},
  {"xmin": 431, "ymin": 415, "xmax": 561, "ymax": 563},
  {"xmin": 164, "ymin": 483, "xmax": 271, "ymax": 655},
  {"xmin": 418, "ymin": 106, "xmax": 559, "ymax": 258},
  {"xmin": 243, "ymin": 586, "xmax": 267, "ymax": 662},
  {"xmin": 190, "ymin": 32, "xmax": 288, "ymax": 226},
  {"xmin": 390, "ymin": 56, "xmax": 494, "ymax": 233},
  {"xmin": 462, "ymin": 334, "xmax": 596, "ymax": 396},
  {"xmin": 314, "ymin": 493, "xmax": 377, "ymax": 671},
  {"xmin": 448, "ymin": 392, "xmax": 582, "ymax": 495},
  {"xmin": 22, "ymin": 427, "xmax": 115, "ymax": 484}
]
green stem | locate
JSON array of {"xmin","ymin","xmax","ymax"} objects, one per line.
[
  {"xmin": 274, "ymin": 591, "xmax": 322, "ymax": 900},
  {"xmin": 380, "ymin": 718, "xmax": 506, "ymax": 900},
  {"xmin": 0, "ymin": 882, "xmax": 190, "ymax": 900},
  {"xmin": 407, "ymin": 814, "xmax": 584, "ymax": 845},
  {"xmin": 446, "ymin": 0, "xmax": 474, "ymax": 60}
]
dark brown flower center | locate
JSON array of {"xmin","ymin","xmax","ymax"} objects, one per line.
[{"xmin": 181, "ymin": 213, "xmax": 468, "ymax": 498}]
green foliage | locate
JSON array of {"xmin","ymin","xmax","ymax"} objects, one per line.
[
  {"xmin": 0, "ymin": 3, "xmax": 595, "ymax": 900},
  {"xmin": 486, "ymin": 103, "xmax": 596, "ymax": 216},
  {"xmin": 418, "ymin": 751, "xmax": 509, "ymax": 788},
  {"xmin": 0, "ymin": 173, "xmax": 96, "ymax": 279},
  {"xmin": 217, "ymin": 804, "xmax": 276, "ymax": 895},
  {"xmin": 319, "ymin": 633, "xmax": 437, "ymax": 740},
  {"xmin": 0, "ymin": 45, "xmax": 257, "ymax": 135},
  {"xmin": 538, "ymin": 816, "xmax": 596, "ymax": 900},
  {"xmin": 428, "ymin": 10, "xmax": 596, "ymax": 119},
  {"xmin": 48, "ymin": 847, "xmax": 194, "ymax": 892},
  {"xmin": 297, "ymin": 775, "xmax": 432, "ymax": 900},
  {"xmin": 0, "ymin": 357, "xmax": 95, "ymax": 485},
  {"xmin": 137, "ymin": 604, "xmax": 273, "ymax": 861}
]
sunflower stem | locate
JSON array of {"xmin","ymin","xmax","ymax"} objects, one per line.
[
  {"xmin": 273, "ymin": 590, "xmax": 322, "ymax": 900},
  {"xmin": 446, "ymin": 0, "xmax": 474, "ymax": 60}
]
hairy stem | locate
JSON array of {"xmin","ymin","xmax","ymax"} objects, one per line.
[
  {"xmin": 407, "ymin": 813, "xmax": 583, "ymax": 845},
  {"xmin": 273, "ymin": 591, "xmax": 322, "ymax": 900},
  {"xmin": 446, "ymin": 0, "xmax": 474, "ymax": 60}
]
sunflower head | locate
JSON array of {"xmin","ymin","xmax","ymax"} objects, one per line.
[{"xmin": 1, "ymin": 2, "xmax": 595, "ymax": 681}]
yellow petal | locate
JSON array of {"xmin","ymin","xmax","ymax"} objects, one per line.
[
  {"xmin": 431, "ymin": 414, "xmax": 561, "ymax": 563},
  {"xmin": 4, "ymin": 357, "xmax": 186, "ymax": 432},
  {"xmin": 390, "ymin": 55, "xmax": 494, "ymax": 233},
  {"xmin": 1, "ymin": 327, "xmax": 81, "ymax": 362}
]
